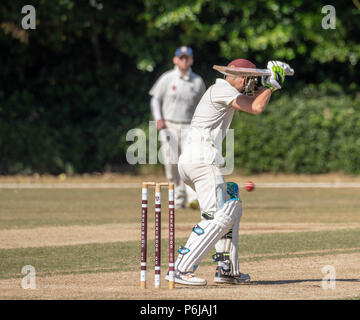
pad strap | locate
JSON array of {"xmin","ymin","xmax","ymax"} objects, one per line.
[
  {"xmin": 201, "ymin": 212, "xmax": 214, "ymax": 220},
  {"xmin": 212, "ymin": 252, "xmax": 230, "ymax": 262}
]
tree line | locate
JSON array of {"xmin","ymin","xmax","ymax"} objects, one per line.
[{"xmin": 0, "ymin": 0, "xmax": 359, "ymax": 174}]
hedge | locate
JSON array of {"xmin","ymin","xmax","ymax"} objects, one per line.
[
  {"xmin": 231, "ymin": 88, "xmax": 360, "ymax": 174},
  {"xmin": 0, "ymin": 1, "xmax": 359, "ymax": 175}
]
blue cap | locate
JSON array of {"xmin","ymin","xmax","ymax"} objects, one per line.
[{"xmin": 174, "ymin": 46, "xmax": 193, "ymax": 57}]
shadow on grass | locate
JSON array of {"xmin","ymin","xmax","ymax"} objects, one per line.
[
  {"xmin": 199, "ymin": 278, "xmax": 360, "ymax": 289},
  {"xmin": 250, "ymin": 278, "xmax": 360, "ymax": 285}
]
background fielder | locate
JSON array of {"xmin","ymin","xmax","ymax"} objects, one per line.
[{"xmin": 149, "ymin": 46, "xmax": 206, "ymax": 209}]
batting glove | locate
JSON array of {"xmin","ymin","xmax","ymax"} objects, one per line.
[{"xmin": 261, "ymin": 61, "xmax": 289, "ymax": 92}]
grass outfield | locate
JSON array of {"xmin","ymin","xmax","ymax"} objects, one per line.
[
  {"xmin": 1, "ymin": 229, "xmax": 360, "ymax": 279},
  {"xmin": 0, "ymin": 185, "xmax": 359, "ymax": 299},
  {"xmin": 1, "ymin": 187, "xmax": 360, "ymax": 229}
]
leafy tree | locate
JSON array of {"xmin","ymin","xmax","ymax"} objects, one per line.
[{"xmin": 0, "ymin": 0, "xmax": 359, "ymax": 174}]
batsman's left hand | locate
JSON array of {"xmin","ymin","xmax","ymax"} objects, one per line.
[{"xmin": 262, "ymin": 60, "xmax": 289, "ymax": 92}]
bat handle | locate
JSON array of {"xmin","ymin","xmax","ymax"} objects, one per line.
[{"xmin": 285, "ymin": 68, "xmax": 295, "ymax": 76}]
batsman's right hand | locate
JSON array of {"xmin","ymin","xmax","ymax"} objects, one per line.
[
  {"xmin": 261, "ymin": 60, "xmax": 289, "ymax": 92},
  {"xmin": 156, "ymin": 119, "xmax": 166, "ymax": 131}
]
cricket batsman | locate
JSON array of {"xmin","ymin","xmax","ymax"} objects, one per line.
[{"xmin": 165, "ymin": 59, "xmax": 291, "ymax": 285}]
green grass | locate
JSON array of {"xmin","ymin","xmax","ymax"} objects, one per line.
[
  {"xmin": 1, "ymin": 188, "xmax": 360, "ymax": 229},
  {"xmin": 1, "ymin": 187, "xmax": 359, "ymax": 282},
  {"xmin": 0, "ymin": 189, "xmax": 140, "ymax": 229},
  {"xmin": 241, "ymin": 188, "xmax": 360, "ymax": 224},
  {"xmin": 1, "ymin": 228, "xmax": 359, "ymax": 279}
]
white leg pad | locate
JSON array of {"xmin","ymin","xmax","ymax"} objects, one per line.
[
  {"xmin": 175, "ymin": 199, "xmax": 242, "ymax": 273},
  {"xmin": 214, "ymin": 203, "xmax": 242, "ymax": 275},
  {"xmin": 230, "ymin": 209, "xmax": 241, "ymax": 275}
]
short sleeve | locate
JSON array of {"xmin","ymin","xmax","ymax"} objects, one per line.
[
  {"xmin": 149, "ymin": 74, "xmax": 169, "ymax": 101},
  {"xmin": 210, "ymin": 80, "xmax": 240, "ymax": 108}
]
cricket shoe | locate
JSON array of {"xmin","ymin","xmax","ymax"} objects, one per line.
[
  {"xmin": 213, "ymin": 266, "xmax": 235, "ymax": 284},
  {"xmin": 233, "ymin": 272, "xmax": 251, "ymax": 284},
  {"xmin": 214, "ymin": 266, "xmax": 251, "ymax": 284},
  {"xmin": 165, "ymin": 270, "xmax": 207, "ymax": 286}
]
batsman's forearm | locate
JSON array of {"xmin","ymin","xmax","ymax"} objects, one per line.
[{"xmin": 252, "ymin": 87, "xmax": 272, "ymax": 114}]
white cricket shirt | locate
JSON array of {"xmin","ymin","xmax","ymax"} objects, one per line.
[
  {"xmin": 183, "ymin": 78, "xmax": 241, "ymax": 165},
  {"xmin": 149, "ymin": 66, "xmax": 206, "ymax": 123}
]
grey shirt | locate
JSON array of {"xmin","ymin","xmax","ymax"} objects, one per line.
[{"xmin": 149, "ymin": 66, "xmax": 206, "ymax": 123}]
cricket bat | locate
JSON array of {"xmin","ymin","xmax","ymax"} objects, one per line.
[{"xmin": 213, "ymin": 65, "xmax": 295, "ymax": 77}]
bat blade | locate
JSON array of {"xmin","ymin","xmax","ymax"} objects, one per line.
[{"xmin": 213, "ymin": 65, "xmax": 294, "ymax": 77}]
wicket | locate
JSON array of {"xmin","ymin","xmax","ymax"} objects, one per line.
[{"xmin": 140, "ymin": 182, "xmax": 175, "ymax": 290}]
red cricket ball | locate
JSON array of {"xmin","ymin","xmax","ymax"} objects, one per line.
[{"xmin": 244, "ymin": 181, "xmax": 255, "ymax": 192}]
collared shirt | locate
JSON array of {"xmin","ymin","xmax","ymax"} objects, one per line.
[{"xmin": 149, "ymin": 66, "xmax": 206, "ymax": 123}]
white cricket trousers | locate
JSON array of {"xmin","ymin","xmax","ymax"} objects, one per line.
[
  {"xmin": 177, "ymin": 156, "xmax": 226, "ymax": 215},
  {"xmin": 159, "ymin": 120, "xmax": 197, "ymax": 207}
]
